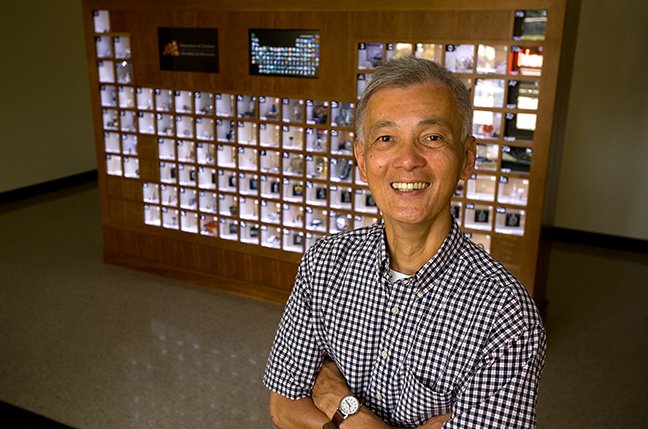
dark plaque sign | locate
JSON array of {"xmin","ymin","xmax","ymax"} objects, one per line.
[{"xmin": 158, "ymin": 27, "xmax": 219, "ymax": 73}]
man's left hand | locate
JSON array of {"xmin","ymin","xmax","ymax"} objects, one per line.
[{"xmin": 312, "ymin": 358, "xmax": 352, "ymax": 418}]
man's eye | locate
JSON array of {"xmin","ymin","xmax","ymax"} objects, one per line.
[
  {"xmin": 423, "ymin": 135, "xmax": 446, "ymax": 146},
  {"xmin": 377, "ymin": 135, "xmax": 392, "ymax": 143}
]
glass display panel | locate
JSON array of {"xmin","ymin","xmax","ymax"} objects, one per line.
[
  {"xmin": 143, "ymin": 182, "xmax": 160, "ymax": 204},
  {"xmin": 120, "ymin": 110, "xmax": 136, "ymax": 132},
  {"xmin": 95, "ymin": 36, "xmax": 112, "ymax": 58},
  {"xmin": 260, "ymin": 123, "xmax": 281, "ymax": 147},
  {"xmin": 156, "ymin": 114, "xmax": 174, "ymax": 136},
  {"xmin": 495, "ymin": 207, "xmax": 526, "ymax": 236},
  {"xmin": 105, "ymin": 155, "xmax": 122, "ymax": 176},
  {"xmin": 497, "ymin": 177, "xmax": 529, "ymax": 206},
  {"xmin": 118, "ymin": 86, "xmax": 135, "ymax": 108},
  {"xmin": 475, "ymin": 143, "xmax": 499, "ymax": 171},
  {"xmin": 200, "ymin": 215, "xmax": 218, "ymax": 237},
  {"xmin": 158, "ymin": 138, "xmax": 175, "ymax": 160},
  {"xmin": 219, "ymin": 219, "xmax": 238, "ymax": 241},
  {"xmin": 466, "ymin": 174, "xmax": 496, "ymax": 202},
  {"xmin": 240, "ymin": 221, "xmax": 260, "ymax": 244},
  {"xmin": 260, "ymin": 150, "xmax": 281, "ymax": 174},
  {"xmin": 162, "ymin": 207, "xmax": 180, "ymax": 229},
  {"xmin": 194, "ymin": 92, "xmax": 214, "ymax": 115},
  {"xmin": 240, "ymin": 173, "xmax": 259, "ymax": 196},
  {"xmin": 176, "ymin": 140, "xmax": 195, "ymax": 163},
  {"xmin": 261, "ymin": 226, "xmax": 282, "ymax": 249},
  {"xmin": 239, "ymin": 197, "xmax": 259, "ymax": 221},
  {"xmin": 219, "ymin": 194, "xmax": 238, "ymax": 217},
  {"xmin": 282, "ymin": 98, "xmax": 305, "ymax": 123},
  {"xmin": 513, "ymin": 9, "xmax": 548, "ymax": 41},
  {"xmin": 464, "ymin": 203, "xmax": 493, "ymax": 231},
  {"xmin": 102, "ymin": 109, "xmax": 118, "ymax": 130},
  {"xmin": 306, "ymin": 206, "xmax": 328, "ymax": 232},
  {"xmin": 261, "ymin": 200, "xmax": 282, "ymax": 224},
  {"xmin": 451, "ymin": 202, "xmax": 463, "ymax": 224},
  {"xmin": 177, "ymin": 164, "xmax": 196, "ymax": 187},
  {"xmin": 155, "ymin": 89, "xmax": 173, "ymax": 112},
  {"xmin": 218, "ymin": 170, "xmax": 235, "ymax": 194},
  {"xmin": 174, "ymin": 90, "xmax": 193, "ymax": 113},
  {"xmin": 259, "ymin": 96, "xmax": 281, "ymax": 121},
  {"xmin": 444, "ymin": 44, "xmax": 474, "ymax": 73},
  {"xmin": 415, "ymin": 43, "xmax": 443, "ymax": 62},
  {"xmin": 260, "ymin": 176, "xmax": 281, "ymax": 199},
  {"xmin": 330, "ymin": 158, "xmax": 354, "ymax": 183},
  {"xmin": 93, "ymin": 10, "xmax": 110, "ymax": 34},
  {"xmin": 179, "ymin": 188, "xmax": 197, "ymax": 210},
  {"xmin": 330, "ymin": 130, "xmax": 354, "ymax": 155},
  {"xmin": 283, "ymin": 229, "xmax": 305, "ymax": 253},
  {"xmin": 358, "ymin": 42, "xmax": 384, "ymax": 69},
  {"xmin": 306, "ymin": 128, "xmax": 328, "ymax": 153},
  {"xmin": 216, "ymin": 120, "xmax": 235, "ymax": 142},
  {"xmin": 216, "ymin": 93, "xmax": 235, "ymax": 117},
  {"xmin": 238, "ymin": 147, "xmax": 258, "ymax": 171},
  {"xmin": 306, "ymin": 100, "xmax": 329, "ymax": 124},
  {"xmin": 122, "ymin": 133, "xmax": 137, "ymax": 155},
  {"xmin": 330, "ymin": 185, "xmax": 353, "ymax": 210},
  {"xmin": 196, "ymin": 117, "xmax": 214, "ymax": 141},
  {"xmin": 138, "ymin": 112, "xmax": 155, "ymax": 134},
  {"xmin": 330, "ymin": 102, "xmax": 354, "ymax": 128},
  {"xmin": 282, "ymin": 126, "xmax": 304, "ymax": 149},
  {"xmin": 238, "ymin": 121, "xmax": 257, "ymax": 145},
  {"xmin": 283, "ymin": 152, "xmax": 304, "ymax": 177},
  {"xmin": 237, "ymin": 95, "xmax": 256, "ymax": 118},
  {"xmin": 306, "ymin": 155, "xmax": 328, "ymax": 180},
  {"xmin": 505, "ymin": 112, "xmax": 536, "ymax": 141},
  {"xmin": 160, "ymin": 184, "xmax": 178, "ymax": 206},
  {"xmin": 356, "ymin": 74, "xmax": 371, "ymax": 99},
  {"xmin": 115, "ymin": 61, "xmax": 133, "ymax": 84},
  {"xmin": 216, "ymin": 144, "xmax": 236, "ymax": 168},
  {"xmin": 507, "ymin": 80, "xmax": 540, "ymax": 110},
  {"xmin": 306, "ymin": 182, "xmax": 328, "ymax": 207},
  {"xmin": 282, "ymin": 179, "xmax": 304, "ymax": 203},
  {"xmin": 249, "ymin": 29, "xmax": 320, "ymax": 78},
  {"xmin": 474, "ymin": 79, "xmax": 505, "ymax": 108},
  {"xmin": 199, "ymin": 191, "xmax": 217, "ymax": 214},
  {"xmin": 99, "ymin": 85, "xmax": 116, "ymax": 107},
  {"xmin": 97, "ymin": 61, "xmax": 115, "ymax": 83},
  {"xmin": 476, "ymin": 45, "xmax": 508, "ymax": 74},
  {"xmin": 104, "ymin": 131, "xmax": 120, "ymax": 153},
  {"xmin": 472, "ymin": 110, "xmax": 502, "ymax": 139},
  {"xmin": 329, "ymin": 212, "xmax": 353, "ymax": 234},
  {"xmin": 501, "ymin": 146, "xmax": 532, "ymax": 174},
  {"xmin": 197, "ymin": 167, "xmax": 217, "ymax": 190},
  {"xmin": 354, "ymin": 188, "xmax": 378, "ymax": 214},
  {"xmin": 509, "ymin": 46, "xmax": 543, "ymax": 76},
  {"xmin": 114, "ymin": 36, "xmax": 131, "ymax": 59},
  {"xmin": 283, "ymin": 203, "xmax": 304, "ymax": 227},
  {"xmin": 354, "ymin": 215, "xmax": 379, "ymax": 230},
  {"xmin": 144, "ymin": 205, "xmax": 161, "ymax": 226},
  {"xmin": 136, "ymin": 87, "xmax": 153, "ymax": 110}
]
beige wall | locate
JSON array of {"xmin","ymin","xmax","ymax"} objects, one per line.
[
  {"xmin": 1, "ymin": 0, "xmax": 646, "ymax": 241},
  {"xmin": 0, "ymin": 0, "xmax": 95, "ymax": 193},
  {"xmin": 551, "ymin": 0, "xmax": 648, "ymax": 240}
]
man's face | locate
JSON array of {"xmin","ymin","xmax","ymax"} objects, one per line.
[{"xmin": 354, "ymin": 82, "xmax": 476, "ymax": 228}]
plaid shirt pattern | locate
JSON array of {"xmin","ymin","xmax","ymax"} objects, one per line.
[{"xmin": 264, "ymin": 221, "xmax": 546, "ymax": 428}]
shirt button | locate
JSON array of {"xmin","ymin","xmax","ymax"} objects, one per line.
[
  {"xmin": 376, "ymin": 393, "xmax": 383, "ymax": 401},
  {"xmin": 416, "ymin": 290, "xmax": 424, "ymax": 298},
  {"xmin": 380, "ymin": 350, "xmax": 388, "ymax": 359},
  {"xmin": 391, "ymin": 306, "xmax": 400, "ymax": 315}
]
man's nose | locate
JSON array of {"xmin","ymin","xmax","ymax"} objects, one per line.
[{"xmin": 393, "ymin": 140, "xmax": 426, "ymax": 170}]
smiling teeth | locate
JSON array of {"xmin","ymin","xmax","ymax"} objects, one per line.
[{"xmin": 391, "ymin": 182, "xmax": 430, "ymax": 192}]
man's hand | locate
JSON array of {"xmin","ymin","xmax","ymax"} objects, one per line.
[{"xmin": 311, "ymin": 359, "xmax": 452, "ymax": 429}]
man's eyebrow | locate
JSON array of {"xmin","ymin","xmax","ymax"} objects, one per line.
[
  {"xmin": 418, "ymin": 118, "xmax": 451, "ymax": 129},
  {"xmin": 369, "ymin": 120, "xmax": 397, "ymax": 134}
]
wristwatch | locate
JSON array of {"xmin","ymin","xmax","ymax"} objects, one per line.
[{"xmin": 323, "ymin": 395, "xmax": 360, "ymax": 428}]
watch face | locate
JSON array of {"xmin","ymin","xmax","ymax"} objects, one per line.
[{"xmin": 339, "ymin": 395, "xmax": 360, "ymax": 416}]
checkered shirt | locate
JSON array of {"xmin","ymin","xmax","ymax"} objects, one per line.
[{"xmin": 264, "ymin": 220, "xmax": 546, "ymax": 428}]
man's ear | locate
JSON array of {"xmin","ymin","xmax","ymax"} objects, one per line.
[
  {"xmin": 460, "ymin": 136, "xmax": 477, "ymax": 181},
  {"xmin": 353, "ymin": 140, "xmax": 368, "ymax": 183}
]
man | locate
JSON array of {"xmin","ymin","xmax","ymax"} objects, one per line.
[{"xmin": 264, "ymin": 56, "xmax": 546, "ymax": 428}]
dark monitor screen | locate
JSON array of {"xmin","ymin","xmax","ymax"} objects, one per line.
[{"xmin": 249, "ymin": 29, "xmax": 320, "ymax": 78}]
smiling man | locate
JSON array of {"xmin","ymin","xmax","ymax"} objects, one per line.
[{"xmin": 264, "ymin": 56, "xmax": 546, "ymax": 429}]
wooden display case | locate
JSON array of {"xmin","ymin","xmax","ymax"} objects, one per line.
[{"xmin": 82, "ymin": 0, "xmax": 572, "ymax": 304}]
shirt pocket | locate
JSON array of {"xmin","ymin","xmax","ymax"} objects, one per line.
[{"xmin": 393, "ymin": 368, "xmax": 454, "ymax": 426}]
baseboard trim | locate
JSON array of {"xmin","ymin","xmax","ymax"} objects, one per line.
[
  {"xmin": 0, "ymin": 170, "xmax": 98, "ymax": 205},
  {"xmin": 543, "ymin": 226, "xmax": 648, "ymax": 254}
]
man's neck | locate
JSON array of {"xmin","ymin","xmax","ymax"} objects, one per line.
[{"xmin": 384, "ymin": 215, "xmax": 452, "ymax": 275}]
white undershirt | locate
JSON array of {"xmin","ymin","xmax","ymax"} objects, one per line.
[{"xmin": 390, "ymin": 269, "xmax": 413, "ymax": 283}]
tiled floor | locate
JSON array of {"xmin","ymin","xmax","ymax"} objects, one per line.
[{"xmin": 1, "ymin": 182, "xmax": 646, "ymax": 428}]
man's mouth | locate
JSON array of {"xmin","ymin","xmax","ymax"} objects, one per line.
[{"xmin": 390, "ymin": 182, "xmax": 430, "ymax": 192}]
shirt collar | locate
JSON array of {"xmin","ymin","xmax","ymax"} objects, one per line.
[{"xmin": 376, "ymin": 219, "xmax": 464, "ymax": 289}]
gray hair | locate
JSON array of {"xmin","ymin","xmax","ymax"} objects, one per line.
[{"xmin": 355, "ymin": 56, "xmax": 473, "ymax": 144}]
